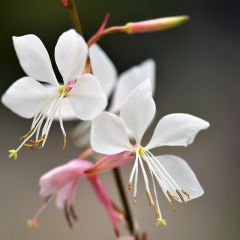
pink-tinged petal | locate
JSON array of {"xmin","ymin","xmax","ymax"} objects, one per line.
[
  {"xmin": 36, "ymin": 158, "xmax": 122, "ymax": 236},
  {"xmin": 39, "ymin": 160, "xmax": 92, "ymax": 207},
  {"xmin": 88, "ymin": 174, "xmax": 122, "ymax": 237},
  {"xmin": 120, "ymin": 80, "xmax": 156, "ymax": 144},
  {"xmin": 85, "ymin": 151, "xmax": 134, "ymax": 174}
]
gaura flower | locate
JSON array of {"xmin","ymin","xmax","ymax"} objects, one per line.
[
  {"xmin": 90, "ymin": 80, "xmax": 210, "ymax": 225},
  {"xmin": 73, "ymin": 44, "xmax": 155, "ymax": 147},
  {"xmin": 2, "ymin": 29, "xmax": 107, "ymax": 159},
  {"xmin": 28, "ymin": 159, "xmax": 123, "ymax": 237}
]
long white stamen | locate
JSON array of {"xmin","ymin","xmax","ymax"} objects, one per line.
[
  {"xmin": 41, "ymin": 97, "xmax": 62, "ymax": 147},
  {"xmin": 146, "ymin": 151, "xmax": 181, "ymax": 190},
  {"xmin": 34, "ymin": 97, "xmax": 59, "ymax": 141},
  {"xmin": 10, "ymin": 87, "xmax": 69, "ymax": 158},
  {"xmin": 144, "ymin": 152, "xmax": 174, "ymax": 189},
  {"xmin": 15, "ymin": 125, "xmax": 40, "ymax": 152},
  {"xmin": 58, "ymin": 98, "xmax": 66, "ymax": 137},
  {"xmin": 138, "ymin": 153, "xmax": 151, "ymax": 193},
  {"xmin": 145, "ymin": 156, "xmax": 163, "ymax": 219},
  {"xmin": 133, "ymin": 154, "xmax": 139, "ymax": 200},
  {"xmin": 128, "ymin": 154, "xmax": 139, "ymax": 187},
  {"xmin": 31, "ymin": 95, "xmax": 57, "ymax": 129}
]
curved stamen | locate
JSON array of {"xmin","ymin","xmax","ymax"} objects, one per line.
[
  {"xmin": 9, "ymin": 86, "xmax": 69, "ymax": 159},
  {"xmin": 128, "ymin": 154, "xmax": 139, "ymax": 190},
  {"xmin": 27, "ymin": 195, "xmax": 53, "ymax": 228},
  {"xmin": 58, "ymin": 97, "xmax": 67, "ymax": 149}
]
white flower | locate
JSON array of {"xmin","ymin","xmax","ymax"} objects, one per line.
[
  {"xmin": 91, "ymin": 80, "xmax": 209, "ymax": 225},
  {"xmin": 73, "ymin": 44, "xmax": 156, "ymax": 147},
  {"xmin": 2, "ymin": 29, "xmax": 107, "ymax": 159}
]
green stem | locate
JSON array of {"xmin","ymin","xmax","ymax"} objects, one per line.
[
  {"xmin": 66, "ymin": 0, "xmax": 83, "ymax": 35},
  {"xmin": 113, "ymin": 168, "xmax": 139, "ymax": 239}
]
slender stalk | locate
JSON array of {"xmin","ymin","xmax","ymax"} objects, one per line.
[
  {"xmin": 63, "ymin": 2, "xmax": 142, "ymax": 237},
  {"xmin": 113, "ymin": 168, "xmax": 139, "ymax": 238},
  {"xmin": 65, "ymin": 0, "xmax": 83, "ymax": 35}
]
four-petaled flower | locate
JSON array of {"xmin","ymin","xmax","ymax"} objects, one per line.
[
  {"xmin": 28, "ymin": 159, "xmax": 123, "ymax": 237},
  {"xmin": 73, "ymin": 43, "xmax": 156, "ymax": 147},
  {"xmin": 91, "ymin": 80, "xmax": 209, "ymax": 225},
  {"xmin": 2, "ymin": 29, "xmax": 107, "ymax": 159}
]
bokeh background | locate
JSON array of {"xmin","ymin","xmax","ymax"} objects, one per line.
[{"xmin": 0, "ymin": 0, "xmax": 240, "ymax": 239}]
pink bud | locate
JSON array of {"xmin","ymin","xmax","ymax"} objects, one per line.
[
  {"xmin": 125, "ymin": 16, "xmax": 190, "ymax": 34},
  {"xmin": 61, "ymin": 0, "xmax": 70, "ymax": 7}
]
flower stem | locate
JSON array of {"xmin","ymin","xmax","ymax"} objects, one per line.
[
  {"xmin": 65, "ymin": 0, "xmax": 83, "ymax": 35},
  {"xmin": 113, "ymin": 168, "xmax": 139, "ymax": 238}
]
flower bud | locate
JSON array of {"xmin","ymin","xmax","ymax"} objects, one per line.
[
  {"xmin": 125, "ymin": 15, "xmax": 190, "ymax": 34},
  {"xmin": 60, "ymin": 0, "xmax": 70, "ymax": 7}
]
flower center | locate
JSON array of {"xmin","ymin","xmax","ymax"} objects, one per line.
[
  {"xmin": 58, "ymin": 85, "xmax": 68, "ymax": 97},
  {"xmin": 134, "ymin": 144, "xmax": 145, "ymax": 158}
]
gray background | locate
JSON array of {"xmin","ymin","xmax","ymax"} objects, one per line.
[{"xmin": 0, "ymin": 0, "xmax": 239, "ymax": 239}]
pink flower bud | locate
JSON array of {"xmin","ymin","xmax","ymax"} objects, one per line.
[
  {"xmin": 60, "ymin": 0, "xmax": 70, "ymax": 7},
  {"xmin": 125, "ymin": 15, "xmax": 190, "ymax": 34}
]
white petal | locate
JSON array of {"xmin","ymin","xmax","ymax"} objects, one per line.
[
  {"xmin": 57, "ymin": 98, "xmax": 78, "ymax": 121},
  {"xmin": 91, "ymin": 112, "xmax": 133, "ymax": 154},
  {"xmin": 13, "ymin": 35, "xmax": 58, "ymax": 86},
  {"xmin": 68, "ymin": 74, "xmax": 107, "ymax": 120},
  {"xmin": 110, "ymin": 59, "xmax": 156, "ymax": 113},
  {"xmin": 55, "ymin": 29, "xmax": 88, "ymax": 85},
  {"xmin": 146, "ymin": 113, "xmax": 210, "ymax": 150},
  {"xmin": 1, "ymin": 77, "xmax": 50, "ymax": 118},
  {"xmin": 89, "ymin": 44, "xmax": 117, "ymax": 97},
  {"xmin": 120, "ymin": 80, "xmax": 156, "ymax": 144},
  {"xmin": 157, "ymin": 155, "xmax": 204, "ymax": 201}
]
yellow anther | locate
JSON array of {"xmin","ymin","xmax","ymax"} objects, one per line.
[
  {"xmin": 134, "ymin": 145, "xmax": 145, "ymax": 158},
  {"xmin": 156, "ymin": 218, "xmax": 167, "ymax": 226},
  {"xmin": 133, "ymin": 197, "xmax": 137, "ymax": 204},
  {"xmin": 166, "ymin": 191, "xmax": 176, "ymax": 211},
  {"xmin": 138, "ymin": 146, "xmax": 145, "ymax": 158},
  {"xmin": 58, "ymin": 85, "xmax": 68, "ymax": 97},
  {"xmin": 8, "ymin": 149, "xmax": 18, "ymax": 160},
  {"xmin": 24, "ymin": 135, "xmax": 45, "ymax": 149},
  {"xmin": 27, "ymin": 219, "xmax": 39, "ymax": 228},
  {"xmin": 20, "ymin": 129, "xmax": 34, "ymax": 140},
  {"xmin": 182, "ymin": 189, "xmax": 190, "ymax": 200},
  {"xmin": 176, "ymin": 189, "xmax": 186, "ymax": 206},
  {"xmin": 63, "ymin": 135, "xmax": 67, "ymax": 150},
  {"xmin": 128, "ymin": 183, "xmax": 133, "ymax": 190},
  {"xmin": 146, "ymin": 191, "xmax": 155, "ymax": 206}
]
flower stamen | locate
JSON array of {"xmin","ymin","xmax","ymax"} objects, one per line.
[
  {"xmin": 8, "ymin": 87, "xmax": 70, "ymax": 159},
  {"xmin": 146, "ymin": 191, "xmax": 155, "ymax": 206},
  {"xmin": 182, "ymin": 189, "xmax": 190, "ymax": 200},
  {"xmin": 176, "ymin": 189, "xmax": 186, "ymax": 206},
  {"xmin": 166, "ymin": 190, "xmax": 177, "ymax": 211}
]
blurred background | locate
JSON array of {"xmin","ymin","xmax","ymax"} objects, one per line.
[{"xmin": 0, "ymin": 0, "xmax": 240, "ymax": 239}]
